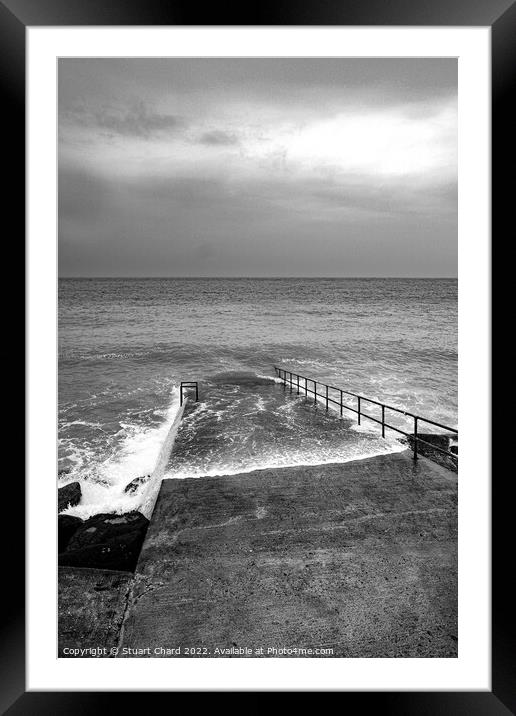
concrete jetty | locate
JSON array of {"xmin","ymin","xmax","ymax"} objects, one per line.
[
  {"xmin": 114, "ymin": 450, "xmax": 457, "ymax": 658},
  {"xmin": 58, "ymin": 372, "xmax": 459, "ymax": 657},
  {"xmin": 58, "ymin": 567, "xmax": 132, "ymax": 655}
]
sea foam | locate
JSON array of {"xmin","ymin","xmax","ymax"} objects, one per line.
[{"xmin": 61, "ymin": 388, "xmax": 182, "ymax": 519}]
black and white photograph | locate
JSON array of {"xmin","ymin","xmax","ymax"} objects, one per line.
[{"xmin": 56, "ymin": 56, "xmax": 460, "ymax": 660}]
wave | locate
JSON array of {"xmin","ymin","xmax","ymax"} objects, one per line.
[
  {"xmin": 164, "ymin": 441, "xmax": 407, "ymax": 481},
  {"xmin": 208, "ymin": 370, "xmax": 277, "ymax": 387},
  {"xmin": 163, "ymin": 375, "xmax": 408, "ymax": 483},
  {"xmin": 61, "ymin": 387, "xmax": 183, "ymax": 519}
]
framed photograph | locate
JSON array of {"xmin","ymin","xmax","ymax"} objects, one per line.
[{"xmin": 6, "ymin": 0, "xmax": 510, "ymax": 708}]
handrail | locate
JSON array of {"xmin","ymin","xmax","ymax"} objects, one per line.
[
  {"xmin": 180, "ymin": 381, "xmax": 199, "ymax": 405},
  {"xmin": 273, "ymin": 365, "xmax": 457, "ymax": 464}
]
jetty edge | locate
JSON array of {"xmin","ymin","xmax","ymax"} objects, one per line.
[{"xmin": 57, "ymin": 394, "xmax": 194, "ymax": 650}]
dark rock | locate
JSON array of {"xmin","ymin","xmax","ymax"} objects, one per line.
[
  {"xmin": 58, "ymin": 482, "xmax": 82, "ymax": 512},
  {"xmin": 124, "ymin": 475, "xmax": 150, "ymax": 494},
  {"xmin": 59, "ymin": 511, "xmax": 149, "ymax": 572},
  {"xmin": 406, "ymin": 433, "xmax": 458, "ymax": 472},
  {"xmin": 416, "ymin": 433, "xmax": 454, "ymax": 449},
  {"xmin": 58, "ymin": 515, "xmax": 83, "ymax": 552}
]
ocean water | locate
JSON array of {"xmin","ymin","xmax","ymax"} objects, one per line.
[{"xmin": 58, "ymin": 278, "xmax": 457, "ymax": 517}]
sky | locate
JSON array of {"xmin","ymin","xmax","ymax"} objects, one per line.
[{"xmin": 58, "ymin": 58, "xmax": 457, "ymax": 277}]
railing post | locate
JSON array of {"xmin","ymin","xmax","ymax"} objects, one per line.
[
  {"xmin": 305, "ymin": 377, "xmax": 308, "ymax": 399},
  {"xmin": 314, "ymin": 381, "xmax": 317, "ymax": 405},
  {"xmin": 413, "ymin": 416, "xmax": 418, "ymax": 460},
  {"xmin": 180, "ymin": 381, "xmax": 198, "ymax": 405},
  {"xmin": 325, "ymin": 384, "xmax": 329, "ymax": 410},
  {"xmin": 297, "ymin": 374, "xmax": 300, "ymax": 395},
  {"xmin": 358, "ymin": 396, "xmax": 361, "ymax": 425},
  {"xmin": 340, "ymin": 390, "xmax": 343, "ymax": 417},
  {"xmin": 289, "ymin": 372, "xmax": 292, "ymax": 391},
  {"xmin": 381, "ymin": 404, "xmax": 385, "ymax": 437}
]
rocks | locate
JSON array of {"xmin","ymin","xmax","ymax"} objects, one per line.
[
  {"xmin": 416, "ymin": 433, "xmax": 455, "ymax": 449},
  {"xmin": 124, "ymin": 475, "xmax": 150, "ymax": 494},
  {"xmin": 58, "ymin": 481, "xmax": 82, "ymax": 512},
  {"xmin": 59, "ymin": 511, "xmax": 149, "ymax": 572},
  {"xmin": 406, "ymin": 433, "xmax": 458, "ymax": 472},
  {"xmin": 58, "ymin": 515, "xmax": 83, "ymax": 552}
]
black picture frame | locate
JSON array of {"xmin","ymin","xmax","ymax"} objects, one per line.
[{"xmin": 5, "ymin": 0, "xmax": 510, "ymax": 709}]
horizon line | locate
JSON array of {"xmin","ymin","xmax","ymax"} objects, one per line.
[{"xmin": 58, "ymin": 275, "xmax": 458, "ymax": 280}]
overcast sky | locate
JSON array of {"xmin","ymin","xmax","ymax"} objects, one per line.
[{"xmin": 58, "ymin": 58, "xmax": 457, "ymax": 277}]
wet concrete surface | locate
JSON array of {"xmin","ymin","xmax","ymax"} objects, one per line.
[
  {"xmin": 120, "ymin": 450, "xmax": 457, "ymax": 658},
  {"xmin": 58, "ymin": 567, "xmax": 132, "ymax": 656}
]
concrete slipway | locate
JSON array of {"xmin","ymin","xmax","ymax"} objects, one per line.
[{"xmin": 59, "ymin": 450, "xmax": 457, "ymax": 658}]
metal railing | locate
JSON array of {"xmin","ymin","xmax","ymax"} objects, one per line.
[
  {"xmin": 180, "ymin": 381, "xmax": 199, "ymax": 405},
  {"xmin": 274, "ymin": 366, "xmax": 458, "ymax": 464}
]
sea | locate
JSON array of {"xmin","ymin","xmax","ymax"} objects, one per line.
[{"xmin": 58, "ymin": 278, "xmax": 457, "ymax": 518}]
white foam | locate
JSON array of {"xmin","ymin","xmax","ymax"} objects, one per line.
[
  {"xmin": 256, "ymin": 372, "xmax": 283, "ymax": 385},
  {"xmin": 61, "ymin": 420, "xmax": 105, "ymax": 429},
  {"xmin": 62, "ymin": 388, "xmax": 182, "ymax": 519},
  {"xmin": 164, "ymin": 439, "xmax": 407, "ymax": 481}
]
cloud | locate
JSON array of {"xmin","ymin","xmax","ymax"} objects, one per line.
[
  {"xmin": 57, "ymin": 58, "xmax": 457, "ymax": 277},
  {"xmin": 58, "ymin": 167, "xmax": 107, "ymax": 220},
  {"xmin": 62, "ymin": 101, "xmax": 184, "ymax": 139},
  {"xmin": 197, "ymin": 130, "xmax": 240, "ymax": 146},
  {"xmin": 58, "ymin": 167, "xmax": 457, "ymax": 277}
]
